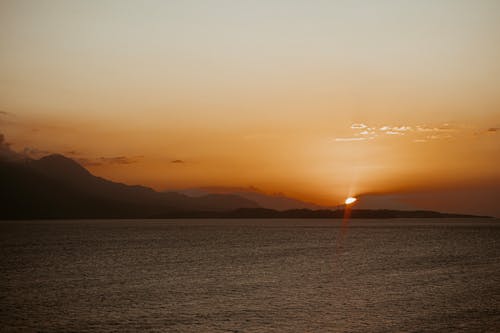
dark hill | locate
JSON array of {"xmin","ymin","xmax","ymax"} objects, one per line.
[
  {"xmin": 174, "ymin": 186, "xmax": 326, "ymax": 210},
  {"xmin": 150, "ymin": 208, "xmax": 490, "ymax": 219},
  {"xmin": 1, "ymin": 155, "xmax": 258, "ymax": 219},
  {"xmin": 0, "ymin": 154, "xmax": 491, "ymax": 220}
]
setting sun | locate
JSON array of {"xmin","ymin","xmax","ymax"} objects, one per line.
[
  {"xmin": 345, "ymin": 197, "xmax": 357, "ymax": 205},
  {"xmin": 1, "ymin": 1, "xmax": 499, "ymax": 331}
]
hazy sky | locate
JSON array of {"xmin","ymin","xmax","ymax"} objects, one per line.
[{"xmin": 1, "ymin": 0, "xmax": 499, "ymax": 213}]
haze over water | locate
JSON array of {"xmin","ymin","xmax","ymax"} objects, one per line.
[{"xmin": 1, "ymin": 218, "xmax": 499, "ymax": 332}]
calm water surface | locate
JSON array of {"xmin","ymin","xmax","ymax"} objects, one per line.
[{"xmin": 1, "ymin": 218, "xmax": 499, "ymax": 332}]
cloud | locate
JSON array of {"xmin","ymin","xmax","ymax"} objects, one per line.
[
  {"xmin": 0, "ymin": 133, "xmax": 22, "ymax": 161},
  {"xmin": 0, "ymin": 133, "xmax": 11, "ymax": 152},
  {"xmin": 22, "ymin": 147, "xmax": 52, "ymax": 159},
  {"xmin": 427, "ymin": 134, "xmax": 453, "ymax": 140},
  {"xmin": 0, "ymin": 133, "xmax": 144, "ymax": 166},
  {"xmin": 77, "ymin": 155, "xmax": 142, "ymax": 167},
  {"xmin": 76, "ymin": 158, "xmax": 103, "ymax": 167},
  {"xmin": 64, "ymin": 150, "xmax": 80, "ymax": 156},
  {"xmin": 171, "ymin": 159, "xmax": 185, "ymax": 163},
  {"xmin": 416, "ymin": 124, "xmax": 456, "ymax": 133},
  {"xmin": 392, "ymin": 126, "xmax": 412, "ymax": 131},
  {"xmin": 98, "ymin": 156, "xmax": 138, "ymax": 165},
  {"xmin": 473, "ymin": 127, "xmax": 500, "ymax": 137},
  {"xmin": 416, "ymin": 126, "xmax": 435, "ymax": 132},
  {"xmin": 337, "ymin": 122, "xmax": 466, "ymax": 143}
]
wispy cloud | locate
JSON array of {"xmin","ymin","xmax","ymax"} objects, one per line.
[
  {"xmin": 64, "ymin": 150, "xmax": 80, "ymax": 156},
  {"xmin": 171, "ymin": 159, "xmax": 185, "ymax": 164},
  {"xmin": 416, "ymin": 124, "xmax": 456, "ymax": 133},
  {"xmin": 350, "ymin": 123, "xmax": 368, "ymax": 129},
  {"xmin": 334, "ymin": 137, "xmax": 367, "ymax": 142},
  {"xmin": 76, "ymin": 158, "xmax": 102, "ymax": 167},
  {"xmin": 22, "ymin": 147, "xmax": 52, "ymax": 158},
  {"xmin": 99, "ymin": 156, "xmax": 138, "ymax": 165},
  {"xmin": 0, "ymin": 133, "xmax": 23, "ymax": 161},
  {"xmin": 0, "ymin": 134, "xmax": 56, "ymax": 160},
  {"xmin": 0, "ymin": 133, "xmax": 13, "ymax": 156},
  {"xmin": 335, "ymin": 122, "xmax": 467, "ymax": 143},
  {"xmin": 77, "ymin": 155, "xmax": 143, "ymax": 167},
  {"xmin": 385, "ymin": 131, "xmax": 405, "ymax": 135}
]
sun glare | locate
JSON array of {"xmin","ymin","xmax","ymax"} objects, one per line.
[{"xmin": 345, "ymin": 197, "xmax": 357, "ymax": 205}]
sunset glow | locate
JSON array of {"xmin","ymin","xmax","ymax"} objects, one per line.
[
  {"xmin": 2, "ymin": 3, "xmax": 500, "ymax": 331},
  {"xmin": 0, "ymin": 0, "xmax": 499, "ymax": 216}
]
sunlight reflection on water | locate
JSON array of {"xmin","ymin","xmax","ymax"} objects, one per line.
[{"xmin": 1, "ymin": 218, "xmax": 499, "ymax": 332}]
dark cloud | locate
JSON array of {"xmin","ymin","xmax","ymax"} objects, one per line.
[
  {"xmin": 0, "ymin": 133, "xmax": 10, "ymax": 151},
  {"xmin": 22, "ymin": 147, "xmax": 51, "ymax": 159},
  {"xmin": 0, "ymin": 133, "xmax": 22, "ymax": 161},
  {"xmin": 64, "ymin": 150, "xmax": 80, "ymax": 156},
  {"xmin": 0, "ymin": 134, "xmax": 142, "ymax": 166},
  {"xmin": 171, "ymin": 159, "xmax": 185, "ymax": 164},
  {"xmin": 77, "ymin": 156, "xmax": 142, "ymax": 167},
  {"xmin": 98, "ymin": 156, "xmax": 137, "ymax": 165},
  {"xmin": 487, "ymin": 127, "xmax": 499, "ymax": 132},
  {"xmin": 1, "ymin": 134, "xmax": 53, "ymax": 161},
  {"xmin": 76, "ymin": 158, "xmax": 103, "ymax": 167}
]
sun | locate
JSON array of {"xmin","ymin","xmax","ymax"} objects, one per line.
[{"xmin": 345, "ymin": 197, "xmax": 357, "ymax": 205}]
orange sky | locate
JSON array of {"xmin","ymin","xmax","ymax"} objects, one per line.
[{"xmin": 1, "ymin": 1, "xmax": 499, "ymax": 213}]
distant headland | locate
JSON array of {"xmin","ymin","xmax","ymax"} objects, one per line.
[{"xmin": 0, "ymin": 154, "xmax": 492, "ymax": 220}]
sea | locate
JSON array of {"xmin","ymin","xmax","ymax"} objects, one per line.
[{"xmin": 1, "ymin": 218, "xmax": 499, "ymax": 332}]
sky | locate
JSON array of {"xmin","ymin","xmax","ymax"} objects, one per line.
[{"xmin": 1, "ymin": 0, "xmax": 499, "ymax": 215}]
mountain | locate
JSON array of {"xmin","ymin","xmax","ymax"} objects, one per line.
[
  {"xmin": 173, "ymin": 186, "xmax": 327, "ymax": 210},
  {"xmin": 0, "ymin": 154, "xmax": 259, "ymax": 219},
  {"xmin": 0, "ymin": 154, "xmax": 492, "ymax": 220}
]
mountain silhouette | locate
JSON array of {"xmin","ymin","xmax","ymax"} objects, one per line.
[
  {"xmin": 0, "ymin": 154, "xmax": 259, "ymax": 219},
  {"xmin": 0, "ymin": 154, "xmax": 491, "ymax": 220},
  {"xmin": 174, "ymin": 186, "xmax": 326, "ymax": 210},
  {"xmin": 150, "ymin": 208, "xmax": 490, "ymax": 219}
]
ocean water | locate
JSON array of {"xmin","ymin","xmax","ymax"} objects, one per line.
[{"xmin": 1, "ymin": 218, "xmax": 499, "ymax": 332}]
